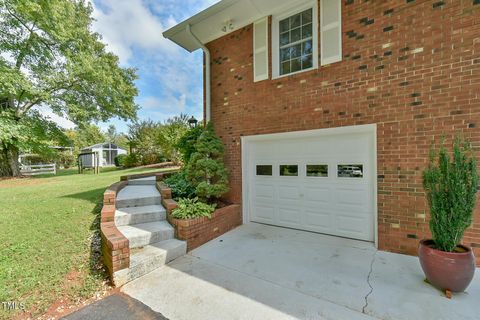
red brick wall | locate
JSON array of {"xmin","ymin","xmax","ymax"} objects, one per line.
[
  {"xmin": 100, "ymin": 181, "xmax": 130, "ymax": 276},
  {"xmin": 168, "ymin": 205, "xmax": 242, "ymax": 251},
  {"xmin": 159, "ymin": 183, "xmax": 242, "ymax": 251},
  {"xmin": 205, "ymin": 0, "xmax": 480, "ymax": 262}
]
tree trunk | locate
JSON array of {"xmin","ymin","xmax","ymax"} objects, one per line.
[{"xmin": 0, "ymin": 144, "xmax": 21, "ymax": 177}]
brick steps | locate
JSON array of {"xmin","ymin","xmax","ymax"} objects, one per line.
[
  {"xmin": 116, "ymin": 185, "xmax": 162, "ymax": 208},
  {"xmin": 111, "ymin": 177, "xmax": 186, "ymax": 286},
  {"xmin": 117, "ymin": 221, "xmax": 175, "ymax": 249},
  {"xmin": 113, "ymin": 238, "xmax": 186, "ymax": 286},
  {"xmin": 127, "ymin": 176, "xmax": 157, "ymax": 186}
]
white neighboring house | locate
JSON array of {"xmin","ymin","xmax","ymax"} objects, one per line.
[{"xmin": 79, "ymin": 143, "xmax": 127, "ymax": 168}]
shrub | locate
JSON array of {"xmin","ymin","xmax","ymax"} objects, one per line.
[
  {"xmin": 171, "ymin": 197, "xmax": 216, "ymax": 220},
  {"xmin": 58, "ymin": 153, "xmax": 75, "ymax": 169},
  {"xmin": 177, "ymin": 126, "xmax": 204, "ymax": 164},
  {"xmin": 187, "ymin": 122, "xmax": 229, "ymax": 202},
  {"xmin": 123, "ymin": 153, "xmax": 140, "ymax": 168},
  {"xmin": 164, "ymin": 171, "xmax": 196, "ymax": 200},
  {"xmin": 114, "ymin": 154, "xmax": 127, "ymax": 167},
  {"xmin": 157, "ymin": 115, "xmax": 189, "ymax": 164},
  {"xmin": 423, "ymin": 137, "xmax": 478, "ymax": 252},
  {"xmin": 127, "ymin": 120, "xmax": 163, "ymax": 165}
]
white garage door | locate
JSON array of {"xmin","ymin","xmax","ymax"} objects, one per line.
[{"xmin": 244, "ymin": 126, "xmax": 376, "ymax": 242}]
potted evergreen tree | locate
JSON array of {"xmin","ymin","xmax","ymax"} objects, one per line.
[{"xmin": 419, "ymin": 137, "xmax": 478, "ymax": 297}]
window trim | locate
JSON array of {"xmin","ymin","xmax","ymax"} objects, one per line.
[{"xmin": 272, "ymin": 1, "xmax": 319, "ymax": 79}]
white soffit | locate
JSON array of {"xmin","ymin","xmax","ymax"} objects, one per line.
[{"xmin": 163, "ymin": 0, "xmax": 309, "ymax": 52}]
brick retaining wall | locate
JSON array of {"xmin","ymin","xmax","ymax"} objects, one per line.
[
  {"xmin": 100, "ymin": 180, "xmax": 129, "ymax": 277},
  {"xmin": 158, "ymin": 183, "xmax": 242, "ymax": 251}
]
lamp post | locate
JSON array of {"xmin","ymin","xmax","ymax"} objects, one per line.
[{"xmin": 188, "ymin": 116, "xmax": 198, "ymax": 128}]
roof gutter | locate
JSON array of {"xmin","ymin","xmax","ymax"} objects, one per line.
[{"xmin": 186, "ymin": 24, "xmax": 211, "ymax": 122}]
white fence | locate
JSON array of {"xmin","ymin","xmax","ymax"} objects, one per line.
[{"xmin": 20, "ymin": 164, "xmax": 57, "ymax": 176}]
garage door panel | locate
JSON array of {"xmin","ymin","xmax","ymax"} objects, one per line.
[
  {"xmin": 304, "ymin": 186, "xmax": 331, "ymax": 203},
  {"xmin": 253, "ymin": 183, "xmax": 275, "ymax": 200},
  {"xmin": 335, "ymin": 213, "xmax": 371, "ymax": 240},
  {"xmin": 278, "ymin": 207, "xmax": 302, "ymax": 225},
  {"xmin": 304, "ymin": 209, "xmax": 333, "ymax": 229},
  {"xmin": 253, "ymin": 205, "xmax": 276, "ymax": 223},
  {"xmin": 335, "ymin": 188, "xmax": 369, "ymax": 206},
  {"xmin": 278, "ymin": 185, "xmax": 301, "ymax": 200},
  {"xmin": 247, "ymin": 128, "xmax": 375, "ymax": 242}
]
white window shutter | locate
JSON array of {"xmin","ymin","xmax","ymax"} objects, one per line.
[
  {"xmin": 320, "ymin": 0, "xmax": 342, "ymax": 65},
  {"xmin": 253, "ymin": 17, "xmax": 269, "ymax": 82}
]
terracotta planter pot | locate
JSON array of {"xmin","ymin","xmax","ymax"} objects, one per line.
[{"xmin": 418, "ymin": 239, "xmax": 475, "ymax": 292}]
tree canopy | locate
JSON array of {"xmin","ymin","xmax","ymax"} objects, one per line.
[{"xmin": 0, "ymin": 0, "xmax": 138, "ymax": 176}]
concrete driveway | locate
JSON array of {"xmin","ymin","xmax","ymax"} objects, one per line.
[{"xmin": 122, "ymin": 223, "xmax": 479, "ymax": 320}]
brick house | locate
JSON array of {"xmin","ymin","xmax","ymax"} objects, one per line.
[{"xmin": 164, "ymin": 0, "xmax": 480, "ymax": 264}]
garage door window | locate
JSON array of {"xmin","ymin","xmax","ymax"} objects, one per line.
[
  {"xmin": 306, "ymin": 164, "xmax": 328, "ymax": 177},
  {"xmin": 337, "ymin": 164, "xmax": 363, "ymax": 178},
  {"xmin": 256, "ymin": 165, "xmax": 273, "ymax": 176},
  {"xmin": 280, "ymin": 165, "xmax": 298, "ymax": 176}
]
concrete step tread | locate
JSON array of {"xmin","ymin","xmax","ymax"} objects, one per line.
[
  {"xmin": 116, "ymin": 205, "xmax": 166, "ymax": 217},
  {"xmin": 128, "ymin": 177, "xmax": 157, "ymax": 185},
  {"xmin": 118, "ymin": 221, "xmax": 173, "ymax": 236},
  {"xmin": 117, "ymin": 221, "xmax": 175, "ymax": 248},
  {"xmin": 116, "ymin": 185, "xmax": 160, "ymax": 201},
  {"xmin": 113, "ymin": 239, "xmax": 186, "ymax": 286},
  {"xmin": 130, "ymin": 239, "xmax": 186, "ymax": 266},
  {"xmin": 115, "ymin": 205, "xmax": 167, "ymax": 227},
  {"xmin": 130, "ymin": 177, "xmax": 156, "ymax": 182}
]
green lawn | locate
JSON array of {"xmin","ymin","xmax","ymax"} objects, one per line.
[{"xmin": 0, "ymin": 167, "xmax": 168, "ymax": 319}]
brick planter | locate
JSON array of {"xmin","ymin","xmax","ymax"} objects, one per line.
[
  {"xmin": 168, "ymin": 204, "xmax": 242, "ymax": 251},
  {"xmin": 100, "ymin": 180, "xmax": 129, "ymax": 278},
  {"xmin": 158, "ymin": 183, "xmax": 242, "ymax": 251}
]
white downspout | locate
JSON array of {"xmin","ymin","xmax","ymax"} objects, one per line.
[{"xmin": 186, "ymin": 24, "xmax": 211, "ymax": 122}]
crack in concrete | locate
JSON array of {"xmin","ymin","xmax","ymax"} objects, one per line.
[{"xmin": 362, "ymin": 250, "xmax": 377, "ymax": 314}]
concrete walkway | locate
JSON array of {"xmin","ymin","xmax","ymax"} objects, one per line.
[{"xmin": 122, "ymin": 223, "xmax": 480, "ymax": 320}]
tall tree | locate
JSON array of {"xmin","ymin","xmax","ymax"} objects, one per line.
[
  {"xmin": 127, "ymin": 120, "xmax": 162, "ymax": 165},
  {"xmin": 0, "ymin": 0, "xmax": 138, "ymax": 176},
  {"xmin": 64, "ymin": 124, "xmax": 105, "ymax": 155},
  {"xmin": 104, "ymin": 124, "xmax": 128, "ymax": 150},
  {"xmin": 157, "ymin": 113, "xmax": 189, "ymax": 164},
  {"xmin": 105, "ymin": 124, "xmax": 117, "ymax": 143}
]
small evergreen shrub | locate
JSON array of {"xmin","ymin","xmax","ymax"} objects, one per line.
[
  {"xmin": 123, "ymin": 153, "xmax": 139, "ymax": 168},
  {"xmin": 187, "ymin": 122, "xmax": 229, "ymax": 202},
  {"xmin": 114, "ymin": 154, "xmax": 127, "ymax": 167},
  {"xmin": 423, "ymin": 137, "xmax": 478, "ymax": 252},
  {"xmin": 177, "ymin": 126, "xmax": 204, "ymax": 164},
  {"xmin": 164, "ymin": 170, "xmax": 196, "ymax": 200},
  {"xmin": 171, "ymin": 197, "xmax": 216, "ymax": 220}
]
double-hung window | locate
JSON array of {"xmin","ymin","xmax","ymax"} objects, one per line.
[
  {"xmin": 254, "ymin": 0, "xmax": 342, "ymax": 81},
  {"xmin": 279, "ymin": 9, "xmax": 314, "ymax": 76},
  {"xmin": 272, "ymin": 2, "xmax": 319, "ymax": 78}
]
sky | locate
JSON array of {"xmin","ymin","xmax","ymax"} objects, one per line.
[{"xmin": 45, "ymin": 0, "xmax": 219, "ymax": 133}]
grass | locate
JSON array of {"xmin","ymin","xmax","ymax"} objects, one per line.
[{"xmin": 0, "ymin": 166, "xmax": 170, "ymax": 319}]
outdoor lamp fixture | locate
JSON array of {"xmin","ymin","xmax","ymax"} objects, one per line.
[{"xmin": 188, "ymin": 116, "xmax": 198, "ymax": 128}]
